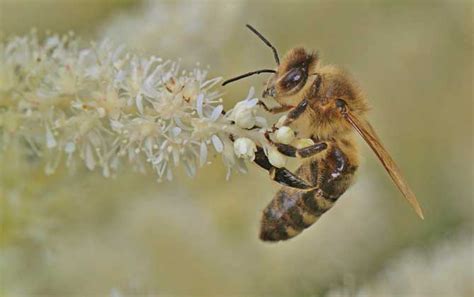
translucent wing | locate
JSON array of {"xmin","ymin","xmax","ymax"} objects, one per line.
[{"xmin": 344, "ymin": 110, "xmax": 424, "ymax": 219}]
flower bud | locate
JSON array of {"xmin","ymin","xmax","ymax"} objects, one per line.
[
  {"xmin": 230, "ymin": 100, "xmax": 258, "ymax": 129},
  {"xmin": 235, "ymin": 108, "xmax": 256, "ymax": 129},
  {"xmin": 233, "ymin": 137, "xmax": 257, "ymax": 160},
  {"xmin": 267, "ymin": 147, "xmax": 287, "ymax": 168},
  {"xmin": 293, "ymin": 138, "xmax": 314, "ymax": 149},
  {"xmin": 275, "ymin": 126, "xmax": 295, "ymax": 144}
]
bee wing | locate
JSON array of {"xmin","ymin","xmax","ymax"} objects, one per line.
[{"xmin": 344, "ymin": 110, "xmax": 424, "ymax": 219}]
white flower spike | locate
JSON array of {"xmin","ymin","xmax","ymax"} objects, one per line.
[{"xmin": 0, "ymin": 32, "xmax": 278, "ymax": 181}]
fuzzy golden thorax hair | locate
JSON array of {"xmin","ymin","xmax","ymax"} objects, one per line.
[{"xmin": 264, "ymin": 48, "xmax": 370, "ymax": 139}]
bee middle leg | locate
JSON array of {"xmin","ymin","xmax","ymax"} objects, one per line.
[{"xmin": 264, "ymin": 98, "xmax": 327, "ymax": 159}]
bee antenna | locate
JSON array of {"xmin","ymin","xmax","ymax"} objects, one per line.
[
  {"xmin": 246, "ymin": 24, "xmax": 280, "ymax": 65},
  {"xmin": 222, "ymin": 69, "xmax": 276, "ymax": 86}
]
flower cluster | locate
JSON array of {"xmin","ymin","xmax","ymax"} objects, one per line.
[{"xmin": 0, "ymin": 32, "xmax": 276, "ymax": 181}]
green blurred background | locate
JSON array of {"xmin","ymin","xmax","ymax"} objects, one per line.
[{"xmin": 1, "ymin": 0, "xmax": 472, "ymax": 296}]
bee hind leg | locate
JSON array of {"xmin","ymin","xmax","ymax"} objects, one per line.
[
  {"xmin": 254, "ymin": 146, "xmax": 315, "ymax": 190},
  {"xmin": 264, "ymin": 130, "xmax": 328, "ymax": 159},
  {"xmin": 275, "ymin": 142, "xmax": 327, "ymax": 158}
]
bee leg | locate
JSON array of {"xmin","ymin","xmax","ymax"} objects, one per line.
[
  {"xmin": 275, "ymin": 142, "xmax": 328, "ymax": 158},
  {"xmin": 264, "ymin": 130, "xmax": 328, "ymax": 159},
  {"xmin": 254, "ymin": 146, "xmax": 315, "ymax": 189},
  {"xmin": 281, "ymin": 98, "xmax": 309, "ymax": 126},
  {"xmin": 258, "ymin": 101, "xmax": 293, "ymax": 114},
  {"xmin": 270, "ymin": 167, "xmax": 315, "ymax": 189}
]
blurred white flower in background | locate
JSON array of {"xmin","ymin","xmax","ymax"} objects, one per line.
[
  {"xmin": 326, "ymin": 231, "xmax": 474, "ymax": 297},
  {"xmin": 99, "ymin": 0, "xmax": 245, "ymax": 65}
]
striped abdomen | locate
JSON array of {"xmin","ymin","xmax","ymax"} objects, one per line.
[{"xmin": 260, "ymin": 146, "xmax": 357, "ymax": 241}]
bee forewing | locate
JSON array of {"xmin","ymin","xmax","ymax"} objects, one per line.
[{"xmin": 344, "ymin": 110, "xmax": 424, "ymax": 219}]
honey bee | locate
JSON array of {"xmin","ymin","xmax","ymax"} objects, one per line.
[{"xmin": 223, "ymin": 25, "xmax": 424, "ymax": 242}]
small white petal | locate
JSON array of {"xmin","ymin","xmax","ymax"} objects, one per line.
[
  {"xmin": 142, "ymin": 77, "xmax": 160, "ymax": 98},
  {"xmin": 158, "ymin": 162, "xmax": 167, "ymax": 177},
  {"xmin": 211, "ymin": 135, "xmax": 223, "ymax": 152},
  {"xmin": 245, "ymin": 98, "xmax": 259, "ymax": 107},
  {"xmin": 200, "ymin": 77, "xmax": 221, "ymax": 89},
  {"xmin": 246, "ymin": 86, "xmax": 255, "ymax": 100},
  {"xmin": 154, "ymin": 153, "xmax": 164, "ymax": 165},
  {"xmin": 46, "ymin": 126, "xmax": 57, "ymax": 148},
  {"xmin": 136, "ymin": 94, "xmax": 144, "ymax": 114},
  {"xmin": 199, "ymin": 142, "xmax": 208, "ymax": 167},
  {"xmin": 196, "ymin": 94, "xmax": 204, "ymax": 117},
  {"xmin": 210, "ymin": 105, "xmax": 223, "ymax": 121},
  {"xmin": 85, "ymin": 144, "xmax": 96, "ymax": 170}
]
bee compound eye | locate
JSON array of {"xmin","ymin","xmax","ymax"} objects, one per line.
[{"xmin": 282, "ymin": 68, "xmax": 304, "ymax": 89}]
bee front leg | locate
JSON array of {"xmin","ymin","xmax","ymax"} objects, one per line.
[
  {"xmin": 254, "ymin": 146, "xmax": 315, "ymax": 190},
  {"xmin": 258, "ymin": 101, "xmax": 293, "ymax": 114},
  {"xmin": 281, "ymin": 98, "xmax": 309, "ymax": 126}
]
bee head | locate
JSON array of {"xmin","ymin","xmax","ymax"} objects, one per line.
[
  {"xmin": 263, "ymin": 48, "xmax": 319, "ymax": 106},
  {"xmin": 222, "ymin": 25, "xmax": 319, "ymax": 107}
]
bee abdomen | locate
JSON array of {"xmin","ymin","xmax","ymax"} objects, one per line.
[{"xmin": 260, "ymin": 189, "xmax": 334, "ymax": 242}]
